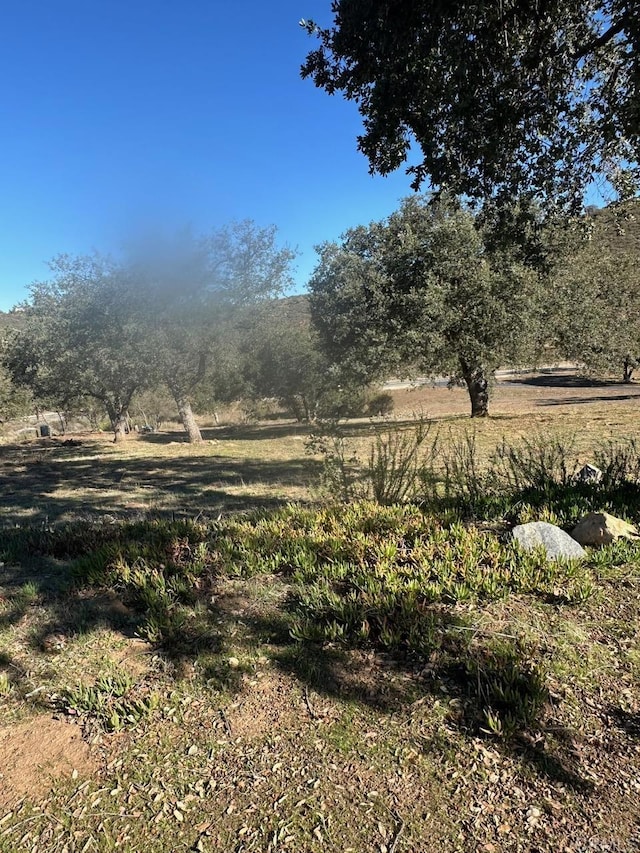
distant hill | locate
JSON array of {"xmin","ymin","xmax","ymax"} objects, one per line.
[
  {"xmin": 0, "ymin": 309, "xmax": 27, "ymax": 335},
  {"xmin": 586, "ymin": 199, "xmax": 640, "ymax": 254}
]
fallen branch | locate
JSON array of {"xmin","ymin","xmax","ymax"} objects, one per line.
[
  {"xmin": 304, "ymin": 685, "xmax": 318, "ymax": 719},
  {"xmin": 389, "ymin": 812, "xmax": 405, "ymax": 853},
  {"xmin": 219, "ymin": 708, "xmax": 232, "ymax": 737}
]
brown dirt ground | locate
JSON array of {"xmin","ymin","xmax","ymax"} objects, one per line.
[
  {"xmin": 390, "ymin": 371, "xmax": 640, "ymax": 419},
  {"xmin": 226, "ymin": 669, "xmax": 308, "ymax": 740},
  {"xmin": 0, "ymin": 716, "xmax": 98, "ymax": 809}
]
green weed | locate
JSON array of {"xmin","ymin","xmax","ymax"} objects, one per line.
[
  {"xmin": 367, "ymin": 416, "xmax": 439, "ymax": 504},
  {"xmin": 63, "ymin": 671, "xmax": 160, "ymax": 731},
  {"xmin": 468, "ymin": 640, "xmax": 549, "ymax": 738}
]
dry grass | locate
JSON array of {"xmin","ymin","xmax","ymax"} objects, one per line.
[{"xmin": 1, "ymin": 369, "xmax": 639, "ymax": 525}]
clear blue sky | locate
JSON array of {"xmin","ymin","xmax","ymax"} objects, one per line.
[{"xmin": 0, "ymin": 0, "xmax": 424, "ymax": 311}]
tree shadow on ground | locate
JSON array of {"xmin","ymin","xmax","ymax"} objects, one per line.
[
  {"xmin": 0, "ymin": 415, "xmax": 452, "ymax": 526},
  {"xmin": 0, "ymin": 517, "xmax": 602, "ymax": 794},
  {"xmin": 609, "ymin": 706, "xmax": 640, "ymax": 738},
  {"xmin": 504, "ymin": 373, "xmax": 630, "ymax": 389},
  {"xmin": 140, "ymin": 422, "xmax": 314, "ymax": 444},
  {"xmin": 0, "ymin": 556, "xmax": 140, "ymax": 649},
  {"xmin": 0, "ymin": 440, "xmax": 322, "ymax": 525},
  {"xmin": 0, "ymin": 555, "xmax": 147, "ymax": 715},
  {"xmin": 139, "ymin": 416, "xmax": 438, "ymax": 446},
  {"xmin": 247, "ymin": 608, "xmax": 596, "ymax": 793},
  {"xmin": 0, "ymin": 561, "xmax": 598, "ymax": 793},
  {"xmin": 536, "ymin": 392, "xmax": 640, "ymax": 407}
]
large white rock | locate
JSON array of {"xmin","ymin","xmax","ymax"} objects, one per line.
[
  {"xmin": 571, "ymin": 511, "xmax": 639, "ymax": 547},
  {"xmin": 512, "ymin": 521, "xmax": 586, "ymax": 560}
]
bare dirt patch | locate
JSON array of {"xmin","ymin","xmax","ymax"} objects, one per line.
[
  {"xmin": 0, "ymin": 716, "xmax": 98, "ymax": 809},
  {"xmin": 225, "ymin": 670, "xmax": 304, "ymax": 739},
  {"xmin": 111, "ymin": 637, "xmax": 155, "ymax": 678}
]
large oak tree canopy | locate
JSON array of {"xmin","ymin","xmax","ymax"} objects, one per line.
[
  {"xmin": 301, "ymin": 1, "xmax": 640, "ymax": 210},
  {"xmin": 3, "ymin": 255, "xmax": 152, "ymax": 443},
  {"xmin": 309, "ymin": 195, "xmax": 542, "ymax": 417}
]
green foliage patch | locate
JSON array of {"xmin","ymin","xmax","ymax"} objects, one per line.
[
  {"xmin": 309, "ymin": 420, "xmax": 640, "ymax": 528},
  {"xmin": 3, "ymin": 466, "xmax": 636, "ymax": 743},
  {"xmin": 2, "ymin": 498, "xmax": 602, "ymax": 670},
  {"xmin": 62, "ymin": 671, "xmax": 160, "ymax": 732},
  {"xmin": 218, "ymin": 503, "xmax": 595, "ymax": 648}
]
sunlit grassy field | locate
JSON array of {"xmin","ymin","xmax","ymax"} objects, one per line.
[
  {"xmin": 1, "ymin": 369, "xmax": 640, "ymax": 525},
  {"xmin": 0, "ymin": 372, "xmax": 639, "ymax": 852}
]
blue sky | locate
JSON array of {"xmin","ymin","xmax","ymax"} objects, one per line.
[{"xmin": 0, "ymin": 0, "xmax": 423, "ymax": 311}]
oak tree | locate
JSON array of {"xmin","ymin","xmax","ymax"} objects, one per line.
[
  {"xmin": 131, "ymin": 222, "xmax": 295, "ymax": 442},
  {"xmin": 302, "ymin": 1, "xmax": 640, "ymax": 210},
  {"xmin": 552, "ymin": 201, "xmax": 640, "ymax": 380},
  {"xmin": 241, "ymin": 296, "xmax": 347, "ymax": 422},
  {"xmin": 310, "ymin": 195, "xmax": 542, "ymax": 416},
  {"xmin": 4, "ymin": 255, "xmax": 153, "ymax": 442}
]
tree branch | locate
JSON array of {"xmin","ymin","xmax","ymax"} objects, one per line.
[{"xmin": 573, "ymin": 15, "xmax": 629, "ymax": 60}]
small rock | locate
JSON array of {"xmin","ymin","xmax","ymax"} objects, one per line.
[
  {"xmin": 571, "ymin": 511, "xmax": 640, "ymax": 547},
  {"xmin": 512, "ymin": 522, "xmax": 586, "ymax": 560},
  {"xmin": 228, "ymin": 657, "xmax": 240, "ymax": 669},
  {"xmin": 40, "ymin": 633, "xmax": 68, "ymax": 653},
  {"xmin": 574, "ymin": 463, "xmax": 603, "ymax": 484}
]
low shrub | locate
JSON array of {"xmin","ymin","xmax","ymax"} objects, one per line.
[
  {"xmin": 308, "ymin": 419, "xmax": 640, "ymax": 526},
  {"xmin": 367, "ymin": 416, "xmax": 439, "ymax": 504},
  {"xmin": 366, "ymin": 392, "xmax": 395, "ymax": 417}
]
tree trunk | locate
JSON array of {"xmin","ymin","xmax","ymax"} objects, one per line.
[
  {"xmin": 176, "ymin": 394, "xmax": 203, "ymax": 443},
  {"xmin": 623, "ymin": 357, "xmax": 634, "ymax": 384},
  {"xmin": 105, "ymin": 399, "xmax": 131, "ymax": 443},
  {"xmin": 166, "ymin": 378, "xmax": 204, "ymax": 442},
  {"xmin": 301, "ymin": 394, "xmax": 317, "ymax": 423},
  {"xmin": 459, "ymin": 359, "xmax": 490, "ymax": 418},
  {"xmin": 113, "ymin": 413, "xmax": 129, "ymax": 443}
]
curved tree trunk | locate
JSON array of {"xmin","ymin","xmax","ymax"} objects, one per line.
[
  {"xmin": 459, "ymin": 359, "xmax": 490, "ymax": 418},
  {"xmin": 173, "ymin": 391, "xmax": 203, "ymax": 443},
  {"xmin": 623, "ymin": 356, "xmax": 635, "ymax": 384},
  {"xmin": 179, "ymin": 397, "xmax": 203, "ymax": 443},
  {"xmin": 301, "ymin": 394, "xmax": 317, "ymax": 423},
  {"xmin": 105, "ymin": 394, "xmax": 134, "ymax": 443}
]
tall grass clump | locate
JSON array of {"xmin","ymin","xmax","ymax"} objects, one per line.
[
  {"xmin": 367, "ymin": 416, "xmax": 439, "ymax": 504},
  {"xmin": 307, "ymin": 415, "xmax": 441, "ymax": 505},
  {"xmin": 437, "ymin": 429, "xmax": 491, "ymax": 507},
  {"xmin": 491, "ymin": 432, "xmax": 579, "ymax": 492},
  {"xmin": 595, "ymin": 438, "xmax": 640, "ymax": 488},
  {"xmin": 309, "ymin": 418, "xmax": 640, "ymax": 525},
  {"xmin": 306, "ymin": 421, "xmax": 363, "ymax": 502}
]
